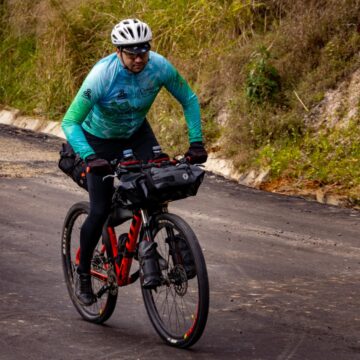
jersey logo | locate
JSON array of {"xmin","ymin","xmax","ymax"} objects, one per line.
[
  {"xmin": 138, "ymin": 86, "xmax": 158, "ymax": 98},
  {"xmin": 117, "ymin": 89, "xmax": 128, "ymax": 100},
  {"xmin": 82, "ymin": 89, "xmax": 92, "ymax": 100}
]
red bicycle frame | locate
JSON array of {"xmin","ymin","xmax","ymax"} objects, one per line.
[
  {"xmin": 75, "ymin": 210, "xmax": 144, "ymax": 287},
  {"xmin": 106, "ymin": 211, "xmax": 142, "ymax": 286}
]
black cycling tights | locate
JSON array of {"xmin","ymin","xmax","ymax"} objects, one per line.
[{"xmin": 77, "ymin": 120, "xmax": 158, "ymax": 274}]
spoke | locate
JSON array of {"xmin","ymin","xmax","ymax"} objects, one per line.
[
  {"xmin": 168, "ymin": 286, "xmax": 177, "ymax": 332},
  {"xmin": 158, "ymin": 286, "xmax": 170, "ymax": 318},
  {"xmin": 71, "ymin": 213, "xmax": 110, "ymax": 316},
  {"xmin": 148, "ymin": 220, "xmax": 201, "ymax": 337}
]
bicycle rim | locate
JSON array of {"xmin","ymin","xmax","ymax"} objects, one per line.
[
  {"xmin": 61, "ymin": 202, "xmax": 117, "ymax": 323},
  {"xmin": 142, "ymin": 213, "xmax": 209, "ymax": 348}
]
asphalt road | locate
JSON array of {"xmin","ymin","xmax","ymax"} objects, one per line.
[{"xmin": 0, "ymin": 124, "xmax": 359, "ymax": 360}]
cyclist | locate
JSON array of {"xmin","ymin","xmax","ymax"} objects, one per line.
[{"xmin": 61, "ymin": 19, "xmax": 208, "ymax": 306}]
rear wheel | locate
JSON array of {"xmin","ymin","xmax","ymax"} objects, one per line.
[
  {"xmin": 141, "ymin": 213, "xmax": 209, "ymax": 348},
  {"xmin": 61, "ymin": 201, "xmax": 117, "ymax": 323}
]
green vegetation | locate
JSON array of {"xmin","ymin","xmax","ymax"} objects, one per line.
[
  {"xmin": 258, "ymin": 121, "xmax": 360, "ymax": 185},
  {"xmin": 245, "ymin": 47, "xmax": 281, "ymax": 104},
  {"xmin": 0, "ymin": 0, "xmax": 359, "ymax": 202},
  {"xmin": 257, "ymin": 119, "xmax": 360, "ymax": 204}
]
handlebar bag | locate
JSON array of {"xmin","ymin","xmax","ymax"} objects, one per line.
[
  {"xmin": 145, "ymin": 163, "xmax": 205, "ymax": 202},
  {"xmin": 116, "ymin": 163, "xmax": 205, "ymax": 207},
  {"xmin": 115, "ymin": 172, "xmax": 146, "ymax": 206}
]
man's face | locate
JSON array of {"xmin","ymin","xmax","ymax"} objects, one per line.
[{"xmin": 117, "ymin": 49, "xmax": 149, "ymax": 73}]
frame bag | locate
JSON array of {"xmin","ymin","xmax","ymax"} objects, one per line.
[{"xmin": 58, "ymin": 142, "xmax": 88, "ymax": 190}]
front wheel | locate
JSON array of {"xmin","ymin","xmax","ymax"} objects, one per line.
[
  {"xmin": 61, "ymin": 201, "xmax": 118, "ymax": 324},
  {"xmin": 141, "ymin": 213, "xmax": 209, "ymax": 348}
]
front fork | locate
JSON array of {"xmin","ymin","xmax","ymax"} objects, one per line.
[
  {"xmin": 140, "ymin": 205, "xmax": 169, "ymax": 242},
  {"xmin": 138, "ymin": 207, "xmax": 170, "ymax": 288},
  {"xmin": 139, "ymin": 209, "xmax": 152, "ymax": 242}
]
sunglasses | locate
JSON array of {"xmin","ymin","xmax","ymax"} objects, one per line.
[{"xmin": 122, "ymin": 50, "xmax": 149, "ymax": 60}]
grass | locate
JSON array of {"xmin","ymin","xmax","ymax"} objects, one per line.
[
  {"xmin": 0, "ymin": 35, "xmax": 38, "ymax": 112},
  {"xmin": 257, "ymin": 120, "xmax": 360, "ymax": 190}
]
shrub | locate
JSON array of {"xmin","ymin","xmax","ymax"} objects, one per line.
[{"xmin": 245, "ymin": 46, "xmax": 281, "ymax": 104}]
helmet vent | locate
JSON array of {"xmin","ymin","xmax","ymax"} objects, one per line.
[{"xmin": 111, "ymin": 19, "xmax": 152, "ymax": 46}]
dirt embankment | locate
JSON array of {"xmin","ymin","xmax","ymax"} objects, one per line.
[
  {"xmin": 0, "ymin": 124, "xmax": 62, "ymax": 178},
  {"xmin": 262, "ymin": 68, "xmax": 360, "ymax": 208}
]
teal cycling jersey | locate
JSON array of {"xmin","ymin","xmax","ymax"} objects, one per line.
[{"xmin": 61, "ymin": 51, "xmax": 202, "ymax": 160}]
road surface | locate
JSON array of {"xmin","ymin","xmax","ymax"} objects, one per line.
[{"xmin": 0, "ymin": 124, "xmax": 359, "ymax": 359}]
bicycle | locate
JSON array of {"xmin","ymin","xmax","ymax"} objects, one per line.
[{"xmin": 61, "ymin": 156, "xmax": 209, "ymax": 348}]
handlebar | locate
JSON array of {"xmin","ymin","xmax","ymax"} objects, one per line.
[
  {"xmin": 102, "ymin": 156, "xmax": 200, "ymax": 183},
  {"xmin": 115, "ymin": 156, "xmax": 189, "ymax": 176}
]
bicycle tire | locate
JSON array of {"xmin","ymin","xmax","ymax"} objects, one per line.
[
  {"xmin": 141, "ymin": 213, "xmax": 209, "ymax": 348},
  {"xmin": 61, "ymin": 201, "xmax": 117, "ymax": 324}
]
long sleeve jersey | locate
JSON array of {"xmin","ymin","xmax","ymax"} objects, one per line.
[{"xmin": 61, "ymin": 51, "xmax": 202, "ymax": 160}]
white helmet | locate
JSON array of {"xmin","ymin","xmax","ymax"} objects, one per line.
[{"xmin": 111, "ymin": 19, "xmax": 152, "ymax": 47}]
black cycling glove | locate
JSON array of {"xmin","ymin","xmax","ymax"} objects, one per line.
[
  {"xmin": 85, "ymin": 155, "xmax": 112, "ymax": 175},
  {"xmin": 185, "ymin": 142, "xmax": 208, "ymax": 164}
]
